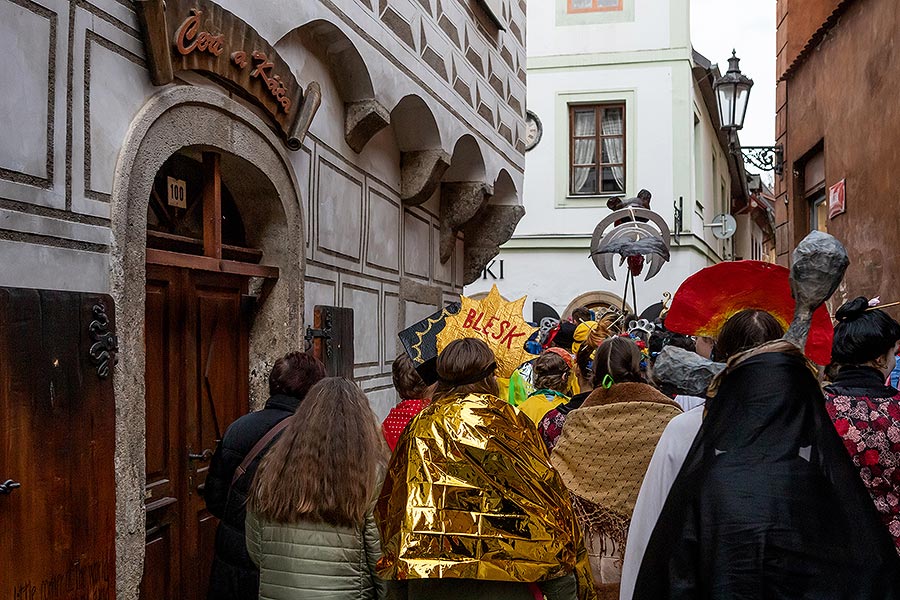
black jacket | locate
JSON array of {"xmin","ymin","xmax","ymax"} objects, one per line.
[
  {"xmin": 825, "ymin": 365, "xmax": 898, "ymax": 399},
  {"xmin": 204, "ymin": 394, "xmax": 300, "ymax": 600}
]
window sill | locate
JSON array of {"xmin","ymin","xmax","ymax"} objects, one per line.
[
  {"xmin": 564, "ymin": 193, "xmax": 623, "ymax": 201},
  {"xmin": 557, "ymin": 194, "xmax": 624, "ymax": 209}
]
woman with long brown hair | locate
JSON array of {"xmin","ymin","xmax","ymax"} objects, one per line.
[
  {"xmin": 377, "ymin": 337, "xmax": 595, "ymax": 600},
  {"xmin": 246, "ymin": 377, "xmax": 388, "ymax": 600}
]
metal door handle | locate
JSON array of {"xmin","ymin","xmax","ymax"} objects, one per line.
[
  {"xmin": 0, "ymin": 479, "xmax": 21, "ymax": 495},
  {"xmin": 187, "ymin": 449, "xmax": 213, "ymax": 461}
]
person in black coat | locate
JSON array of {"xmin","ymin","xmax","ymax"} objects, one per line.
[
  {"xmin": 633, "ymin": 343, "xmax": 900, "ymax": 599},
  {"xmin": 204, "ymin": 351, "xmax": 326, "ymax": 600}
]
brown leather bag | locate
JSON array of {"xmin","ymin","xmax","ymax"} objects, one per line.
[{"xmin": 230, "ymin": 417, "xmax": 291, "ymax": 487}]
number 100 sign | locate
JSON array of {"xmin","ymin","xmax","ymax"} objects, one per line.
[{"xmin": 167, "ymin": 176, "xmax": 187, "ymax": 209}]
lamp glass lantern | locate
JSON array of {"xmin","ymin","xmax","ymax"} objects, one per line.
[{"xmin": 715, "ymin": 51, "xmax": 754, "ymax": 131}]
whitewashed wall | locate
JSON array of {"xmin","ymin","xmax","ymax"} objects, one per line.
[
  {"xmin": 527, "ymin": 0, "xmax": 686, "ymax": 57},
  {"xmin": 515, "ymin": 63, "xmax": 677, "ymax": 236},
  {"xmin": 467, "ymin": 0, "xmax": 729, "ymax": 317}
]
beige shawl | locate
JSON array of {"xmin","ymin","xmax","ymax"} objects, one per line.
[{"xmin": 551, "ymin": 383, "xmax": 682, "ymax": 549}]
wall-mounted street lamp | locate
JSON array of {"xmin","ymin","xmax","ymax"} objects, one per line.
[{"xmin": 714, "ymin": 51, "xmax": 784, "ymax": 176}]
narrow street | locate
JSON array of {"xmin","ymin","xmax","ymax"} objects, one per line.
[{"xmin": 1, "ymin": 1, "xmax": 899, "ymax": 599}]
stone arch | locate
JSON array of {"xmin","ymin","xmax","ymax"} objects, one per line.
[
  {"xmin": 391, "ymin": 95, "xmax": 441, "ymax": 151},
  {"xmin": 391, "ymin": 95, "xmax": 450, "ymax": 206},
  {"xmin": 284, "ymin": 19, "xmax": 374, "ymax": 101},
  {"xmin": 108, "ymin": 86, "xmax": 304, "ymax": 598},
  {"xmin": 563, "ymin": 291, "xmax": 632, "ymax": 319},
  {"xmin": 467, "ymin": 290, "xmax": 509, "ymax": 302},
  {"xmin": 280, "ymin": 19, "xmax": 387, "ymax": 153},
  {"xmin": 490, "ymin": 169, "xmax": 518, "ymax": 206},
  {"xmin": 443, "ymin": 134, "xmax": 487, "ymax": 183}
]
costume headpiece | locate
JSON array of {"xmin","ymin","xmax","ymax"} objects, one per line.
[
  {"xmin": 665, "ymin": 260, "xmax": 834, "ymax": 365},
  {"xmin": 436, "ymin": 285, "xmax": 538, "ymax": 378}
]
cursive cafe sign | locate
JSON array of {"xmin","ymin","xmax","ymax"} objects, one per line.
[{"xmin": 135, "ymin": 0, "xmax": 320, "ymax": 150}]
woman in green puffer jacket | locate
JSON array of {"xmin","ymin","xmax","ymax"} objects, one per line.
[{"xmin": 246, "ymin": 377, "xmax": 389, "ymax": 600}]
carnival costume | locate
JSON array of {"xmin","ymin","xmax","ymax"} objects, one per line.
[
  {"xmin": 634, "ymin": 343, "xmax": 900, "ymax": 599},
  {"xmin": 826, "ymin": 365, "xmax": 900, "ymax": 553},
  {"xmin": 376, "ymin": 392, "xmax": 596, "ymax": 600},
  {"xmin": 551, "ymin": 383, "xmax": 681, "ymax": 599}
]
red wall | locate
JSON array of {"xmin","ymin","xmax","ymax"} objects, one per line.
[
  {"xmin": 776, "ymin": 0, "xmax": 847, "ymax": 79},
  {"xmin": 775, "ymin": 0, "xmax": 900, "ymax": 311}
]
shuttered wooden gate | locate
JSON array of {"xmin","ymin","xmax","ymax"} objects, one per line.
[{"xmin": 0, "ymin": 288, "xmax": 117, "ymax": 600}]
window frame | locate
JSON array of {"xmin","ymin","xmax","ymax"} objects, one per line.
[
  {"xmin": 809, "ymin": 190, "xmax": 828, "ymax": 233},
  {"xmin": 567, "ymin": 0, "xmax": 624, "ymax": 14},
  {"xmin": 568, "ymin": 102, "xmax": 627, "ymax": 197},
  {"xmin": 799, "ymin": 146, "xmax": 827, "ymax": 234},
  {"xmin": 720, "ymin": 178, "xmax": 727, "ymax": 214}
]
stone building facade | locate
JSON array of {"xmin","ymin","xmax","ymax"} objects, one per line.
[
  {"xmin": 0, "ymin": 0, "xmax": 526, "ymax": 598},
  {"xmin": 774, "ymin": 0, "xmax": 896, "ymax": 307}
]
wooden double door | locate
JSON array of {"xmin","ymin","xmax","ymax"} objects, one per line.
[{"xmin": 142, "ymin": 265, "xmax": 250, "ymax": 600}]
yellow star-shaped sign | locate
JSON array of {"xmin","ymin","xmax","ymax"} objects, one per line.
[{"xmin": 436, "ymin": 285, "xmax": 538, "ymax": 378}]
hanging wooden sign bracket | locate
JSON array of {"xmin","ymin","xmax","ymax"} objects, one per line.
[{"xmin": 135, "ymin": 0, "xmax": 322, "ymax": 150}]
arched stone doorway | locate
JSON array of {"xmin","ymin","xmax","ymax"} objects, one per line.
[
  {"xmin": 109, "ymin": 87, "xmax": 304, "ymax": 600},
  {"xmin": 563, "ymin": 291, "xmax": 631, "ymax": 319}
]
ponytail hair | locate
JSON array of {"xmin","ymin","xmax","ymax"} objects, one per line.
[{"xmin": 592, "ymin": 336, "xmax": 643, "ymax": 388}]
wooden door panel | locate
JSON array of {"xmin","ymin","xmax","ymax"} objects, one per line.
[
  {"xmin": 198, "ymin": 510, "xmax": 218, "ymax": 595},
  {"xmin": 182, "ymin": 273, "xmax": 249, "ymax": 600},
  {"xmin": 145, "ymin": 276, "xmax": 178, "ymax": 500},
  {"xmin": 194, "ymin": 285, "xmax": 247, "ymax": 452},
  {"xmin": 310, "ymin": 306, "xmax": 355, "ymax": 377},
  {"xmin": 142, "ymin": 267, "xmax": 183, "ymax": 600},
  {"xmin": 0, "ymin": 288, "xmax": 116, "ymax": 600},
  {"xmin": 143, "ymin": 522, "xmax": 175, "ymax": 600},
  {"xmin": 0, "ymin": 289, "xmax": 59, "ymax": 596},
  {"xmin": 142, "ymin": 267, "xmax": 249, "ymax": 600}
]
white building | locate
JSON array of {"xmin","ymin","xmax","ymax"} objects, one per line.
[
  {"xmin": 467, "ymin": 0, "xmax": 767, "ymax": 320},
  {"xmin": 0, "ymin": 0, "xmax": 525, "ymax": 597}
]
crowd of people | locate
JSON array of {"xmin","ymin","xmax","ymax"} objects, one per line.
[{"xmin": 201, "ymin": 293, "xmax": 900, "ymax": 600}]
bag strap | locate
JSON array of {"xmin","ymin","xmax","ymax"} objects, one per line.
[{"xmin": 230, "ymin": 417, "xmax": 291, "ymax": 487}]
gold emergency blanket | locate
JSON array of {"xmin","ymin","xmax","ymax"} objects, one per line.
[{"xmin": 376, "ymin": 393, "xmax": 596, "ymax": 600}]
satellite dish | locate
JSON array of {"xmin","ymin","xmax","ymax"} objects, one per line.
[{"xmin": 705, "ymin": 213, "xmax": 737, "ymax": 240}]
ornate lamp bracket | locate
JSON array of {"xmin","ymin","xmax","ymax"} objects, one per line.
[
  {"xmin": 739, "ymin": 145, "xmax": 784, "ymax": 176},
  {"xmin": 727, "ymin": 129, "xmax": 784, "ymax": 176}
]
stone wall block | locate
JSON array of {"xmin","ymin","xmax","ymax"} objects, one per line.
[
  {"xmin": 438, "ymin": 181, "xmax": 492, "ymax": 263},
  {"xmin": 344, "ymin": 99, "xmax": 391, "ymax": 153},
  {"xmin": 462, "ymin": 204, "xmax": 524, "ymax": 284},
  {"xmin": 401, "ymin": 149, "xmax": 451, "ymax": 205}
]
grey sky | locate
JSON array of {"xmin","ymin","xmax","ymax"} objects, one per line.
[{"xmin": 691, "ymin": 0, "xmax": 777, "ymax": 175}]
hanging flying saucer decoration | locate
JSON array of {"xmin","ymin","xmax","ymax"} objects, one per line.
[{"xmin": 590, "ymin": 190, "xmax": 672, "ymax": 281}]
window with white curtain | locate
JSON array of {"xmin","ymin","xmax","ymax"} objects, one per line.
[{"xmin": 569, "ymin": 103, "xmax": 625, "ymax": 196}]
